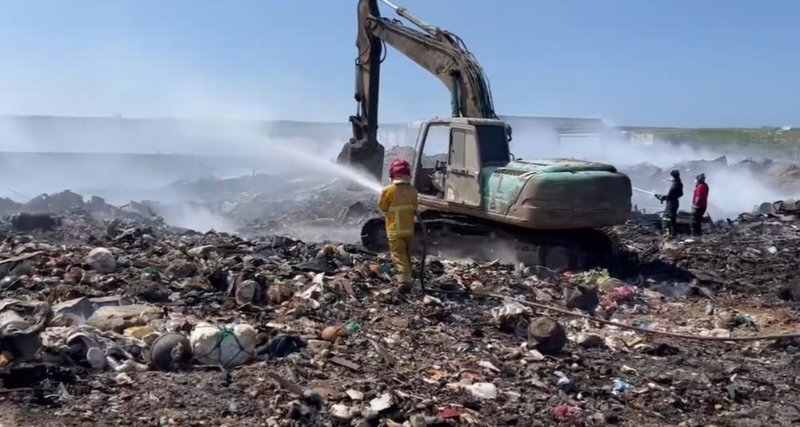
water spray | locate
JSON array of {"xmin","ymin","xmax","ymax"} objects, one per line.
[{"xmin": 632, "ymin": 187, "xmax": 657, "ymax": 197}]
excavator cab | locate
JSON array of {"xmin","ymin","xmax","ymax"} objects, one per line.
[{"xmin": 412, "ymin": 118, "xmax": 510, "ymax": 208}]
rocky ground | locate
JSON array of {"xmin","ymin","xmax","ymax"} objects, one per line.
[{"xmin": 0, "ymin": 185, "xmax": 800, "ymax": 426}]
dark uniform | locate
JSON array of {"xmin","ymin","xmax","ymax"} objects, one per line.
[{"xmin": 656, "ymin": 169, "xmax": 683, "ymax": 238}]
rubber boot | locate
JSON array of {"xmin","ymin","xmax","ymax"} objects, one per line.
[{"xmin": 661, "ymin": 217, "xmax": 672, "ymax": 239}]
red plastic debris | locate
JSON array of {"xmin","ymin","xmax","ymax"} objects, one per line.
[
  {"xmin": 600, "ymin": 297, "xmax": 618, "ymax": 313},
  {"xmin": 46, "ymin": 256, "xmax": 69, "ymax": 268},
  {"xmin": 436, "ymin": 407, "xmax": 461, "ymax": 419},
  {"xmin": 613, "ymin": 286, "xmax": 636, "ymax": 301},
  {"xmin": 550, "ymin": 403, "xmax": 582, "ymax": 423},
  {"xmin": 65, "ymin": 266, "xmax": 84, "ymax": 284}
]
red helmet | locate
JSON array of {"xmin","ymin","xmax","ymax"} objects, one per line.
[{"xmin": 389, "ymin": 158, "xmax": 411, "ymax": 179}]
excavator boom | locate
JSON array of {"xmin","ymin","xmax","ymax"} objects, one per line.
[
  {"xmin": 343, "ymin": 0, "xmax": 634, "ymax": 272},
  {"xmin": 337, "ymin": 0, "xmax": 500, "ymax": 182},
  {"xmin": 337, "ymin": 0, "xmax": 385, "ymax": 183}
]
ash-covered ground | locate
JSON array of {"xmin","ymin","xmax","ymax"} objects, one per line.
[{"xmin": 1, "ymin": 139, "xmax": 800, "ymax": 426}]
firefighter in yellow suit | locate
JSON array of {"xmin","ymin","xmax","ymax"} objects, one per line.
[{"xmin": 379, "ymin": 158, "xmax": 418, "ymax": 291}]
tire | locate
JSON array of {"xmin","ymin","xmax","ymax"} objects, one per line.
[
  {"xmin": 539, "ymin": 244, "xmax": 578, "ymax": 272},
  {"xmin": 360, "ymin": 217, "xmax": 388, "ymax": 252}
]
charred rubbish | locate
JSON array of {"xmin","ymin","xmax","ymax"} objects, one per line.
[{"xmin": 0, "ymin": 193, "xmax": 795, "ymax": 425}]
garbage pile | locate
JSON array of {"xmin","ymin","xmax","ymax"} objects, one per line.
[
  {"xmin": 0, "ymin": 178, "xmax": 380, "ymax": 244},
  {"xmin": 615, "ymin": 210, "xmax": 800, "ymax": 299},
  {"xmin": 9, "ymin": 149, "xmax": 799, "ymax": 249},
  {"xmin": 1, "ymin": 206, "xmax": 800, "ymax": 426}
]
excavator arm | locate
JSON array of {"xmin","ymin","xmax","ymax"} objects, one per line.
[{"xmin": 337, "ymin": 0, "xmax": 502, "ymax": 182}]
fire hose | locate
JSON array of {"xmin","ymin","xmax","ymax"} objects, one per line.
[
  {"xmin": 632, "ymin": 186, "xmax": 715, "ymax": 224},
  {"xmin": 415, "ymin": 213, "xmax": 428, "ymax": 291}
]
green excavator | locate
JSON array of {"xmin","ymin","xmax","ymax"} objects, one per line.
[{"xmin": 337, "ymin": 0, "xmax": 633, "ymax": 271}]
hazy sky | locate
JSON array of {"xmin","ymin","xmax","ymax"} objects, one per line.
[{"xmin": 0, "ymin": 0, "xmax": 797, "ymax": 127}]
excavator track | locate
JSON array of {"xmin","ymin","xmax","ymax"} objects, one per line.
[{"xmin": 360, "ymin": 211, "xmax": 619, "ymax": 272}]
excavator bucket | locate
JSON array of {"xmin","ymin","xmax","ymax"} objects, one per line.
[{"xmin": 337, "ymin": 138, "xmax": 385, "ymax": 185}]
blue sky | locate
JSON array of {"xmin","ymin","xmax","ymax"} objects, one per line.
[{"xmin": 0, "ymin": 0, "xmax": 797, "ymax": 127}]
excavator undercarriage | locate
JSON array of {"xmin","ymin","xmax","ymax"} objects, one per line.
[{"xmin": 361, "ymin": 211, "xmax": 619, "ymax": 272}]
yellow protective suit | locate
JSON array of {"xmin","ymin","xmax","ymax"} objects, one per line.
[{"xmin": 378, "ymin": 179, "xmax": 418, "ymax": 284}]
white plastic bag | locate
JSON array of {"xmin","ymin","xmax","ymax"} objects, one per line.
[{"xmin": 189, "ymin": 322, "xmax": 256, "ymax": 368}]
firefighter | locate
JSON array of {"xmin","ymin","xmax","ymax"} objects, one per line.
[
  {"xmin": 691, "ymin": 173, "xmax": 709, "ymax": 236},
  {"xmin": 378, "ymin": 158, "xmax": 419, "ymax": 291},
  {"xmin": 654, "ymin": 169, "xmax": 683, "ymax": 238}
]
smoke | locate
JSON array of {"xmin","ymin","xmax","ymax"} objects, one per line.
[
  {"xmin": 700, "ymin": 165, "xmax": 787, "ymax": 215},
  {"xmin": 554, "ymin": 133, "xmax": 796, "ymax": 218},
  {"xmin": 0, "ymin": 39, "xmax": 796, "ymax": 231},
  {"xmin": 401, "ymin": 117, "xmax": 798, "ymax": 219},
  {"xmin": 511, "ymin": 125, "xmax": 799, "ymax": 219},
  {"xmin": 0, "ymin": 47, "xmax": 389, "ymax": 234},
  {"xmin": 0, "ymin": 50, "xmax": 272, "ymax": 208},
  {"xmin": 156, "ymin": 203, "xmax": 238, "ymax": 234}
]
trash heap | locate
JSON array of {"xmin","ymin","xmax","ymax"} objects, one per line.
[
  {"xmin": 0, "ymin": 180, "xmax": 380, "ymax": 244},
  {"xmin": 1, "ymin": 206, "xmax": 800, "ymax": 426},
  {"xmin": 617, "ymin": 210, "xmax": 800, "ymax": 297}
]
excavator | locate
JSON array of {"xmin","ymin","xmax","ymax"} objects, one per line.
[{"xmin": 337, "ymin": 0, "xmax": 633, "ymax": 271}]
